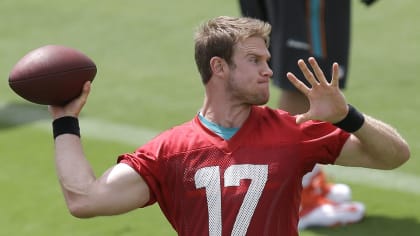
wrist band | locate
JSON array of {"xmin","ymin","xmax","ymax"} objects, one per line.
[
  {"xmin": 333, "ymin": 104, "xmax": 365, "ymax": 133},
  {"xmin": 52, "ymin": 116, "xmax": 80, "ymax": 139}
]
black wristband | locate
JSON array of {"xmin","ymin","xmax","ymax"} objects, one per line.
[
  {"xmin": 333, "ymin": 104, "xmax": 365, "ymax": 133},
  {"xmin": 52, "ymin": 116, "xmax": 80, "ymax": 139}
]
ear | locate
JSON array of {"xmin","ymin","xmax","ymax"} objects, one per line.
[{"xmin": 210, "ymin": 57, "xmax": 227, "ymax": 77}]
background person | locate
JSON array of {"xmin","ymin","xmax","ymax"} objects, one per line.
[{"xmin": 239, "ymin": 0, "xmax": 378, "ymax": 229}]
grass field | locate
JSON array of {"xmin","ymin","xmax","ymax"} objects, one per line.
[{"xmin": 1, "ymin": 0, "xmax": 419, "ymax": 235}]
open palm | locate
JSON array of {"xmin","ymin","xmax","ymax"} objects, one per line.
[{"xmin": 286, "ymin": 57, "xmax": 348, "ymax": 124}]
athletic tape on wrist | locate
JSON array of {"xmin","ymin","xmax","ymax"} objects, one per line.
[
  {"xmin": 52, "ymin": 116, "xmax": 80, "ymax": 139},
  {"xmin": 333, "ymin": 104, "xmax": 365, "ymax": 133}
]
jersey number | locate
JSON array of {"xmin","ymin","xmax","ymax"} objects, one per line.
[{"xmin": 194, "ymin": 164, "xmax": 268, "ymax": 236}]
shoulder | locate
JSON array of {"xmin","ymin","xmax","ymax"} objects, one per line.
[
  {"xmin": 139, "ymin": 117, "xmax": 211, "ymax": 158},
  {"xmin": 251, "ymin": 106, "xmax": 349, "ymax": 139},
  {"xmin": 251, "ymin": 106, "xmax": 297, "ymax": 127},
  {"xmin": 252, "ymin": 105, "xmax": 292, "ymax": 119}
]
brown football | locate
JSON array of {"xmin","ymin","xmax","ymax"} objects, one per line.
[{"xmin": 8, "ymin": 45, "xmax": 97, "ymax": 105}]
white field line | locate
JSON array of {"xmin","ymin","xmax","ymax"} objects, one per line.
[
  {"xmin": 34, "ymin": 118, "xmax": 420, "ymax": 196},
  {"xmin": 70, "ymin": 118, "xmax": 160, "ymax": 147},
  {"xmin": 323, "ymin": 165, "xmax": 420, "ymax": 195},
  {"xmin": 1, "ymin": 102, "xmax": 418, "ymax": 195}
]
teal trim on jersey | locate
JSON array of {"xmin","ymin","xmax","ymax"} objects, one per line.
[
  {"xmin": 310, "ymin": 0, "xmax": 322, "ymax": 57},
  {"xmin": 198, "ymin": 113, "xmax": 239, "ymax": 140}
]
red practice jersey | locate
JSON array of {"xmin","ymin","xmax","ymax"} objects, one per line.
[{"xmin": 118, "ymin": 106, "xmax": 350, "ymax": 236}]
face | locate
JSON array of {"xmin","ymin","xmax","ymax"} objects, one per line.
[{"xmin": 226, "ymin": 37, "xmax": 273, "ymax": 106}]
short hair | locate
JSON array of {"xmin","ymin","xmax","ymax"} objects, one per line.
[{"xmin": 194, "ymin": 16, "xmax": 271, "ymax": 84}]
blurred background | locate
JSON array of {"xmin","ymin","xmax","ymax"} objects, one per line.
[{"xmin": 1, "ymin": 0, "xmax": 419, "ymax": 235}]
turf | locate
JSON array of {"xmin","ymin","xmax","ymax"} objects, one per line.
[{"xmin": 1, "ymin": 0, "xmax": 419, "ymax": 235}]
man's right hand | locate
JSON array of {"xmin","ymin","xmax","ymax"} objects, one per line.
[{"xmin": 49, "ymin": 81, "xmax": 91, "ymax": 119}]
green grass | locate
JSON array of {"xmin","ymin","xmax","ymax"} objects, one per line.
[
  {"xmin": 1, "ymin": 0, "xmax": 419, "ymax": 235},
  {"xmin": 303, "ymin": 183, "xmax": 420, "ymax": 236}
]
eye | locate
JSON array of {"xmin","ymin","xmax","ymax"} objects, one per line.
[{"xmin": 249, "ymin": 56, "xmax": 259, "ymax": 64}]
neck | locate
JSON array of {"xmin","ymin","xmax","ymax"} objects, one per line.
[{"xmin": 200, "ymin": 96, "xmax": 251, "ymax": 128}]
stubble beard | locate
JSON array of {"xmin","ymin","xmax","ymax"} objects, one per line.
[{"xmin": 227, "ymin": 75, "xmax": 270, "ymax": 106}]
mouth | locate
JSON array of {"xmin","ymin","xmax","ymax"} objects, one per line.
[{"xmin": 257, "ymin": 78, "xmax": 270, "ymax": 84}]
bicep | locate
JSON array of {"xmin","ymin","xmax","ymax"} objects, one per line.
[
  {"xmin": 334, "ymin": 135, "xmax": 376, "ymax": 168},
  {"xmin": 335, "ymin": 116, "xmax": 409, "ymax": 170}
]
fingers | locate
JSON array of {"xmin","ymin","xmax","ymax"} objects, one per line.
[
  {"xmin": 297, "ymin": 59, "xmax": 318, "ymax": 88},
  {"xmin": 286, "ymin": 57, "xmax": 328, "ymax": 95},
  {"xmin": 79, "ymin": 81, "xmax": 91, "ymax": 105},
  {"xmin": 307, "ymin": 57, "xmax": 329, "ymax": 85},
  {"xmin": 331, "ymin": 62, "xmax": 340, "ymax": 87},
  {"xmin": 295, "ymin": 57, "xmax": 340, "ymax": 88},
  {"xmin": 287, "ymin": 58, "xmax": 344, "ymax": 125},
  {"xmin": 70, "ymin": 81, "xmax": 91, "ymax": 117},
  {"xmin": 286, "ymin": 72, "xmax": 310, "ymax": 95},
  {"xmin": 48, "ymin": 81, "xmax": 91, "ymax": 119}
]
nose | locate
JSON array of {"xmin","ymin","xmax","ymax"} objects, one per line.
[{"xmin": 263, "ymin": 63, "xmax": 273, "ymax": 78}]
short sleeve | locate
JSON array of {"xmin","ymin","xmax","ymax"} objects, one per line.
[
  {"xmin": 118, "ymin": 150, "xmax": 160, "ymax": 207},
  {"xmin": 300, "ymin": 121, "xmax": 351, "ymax": 170}
]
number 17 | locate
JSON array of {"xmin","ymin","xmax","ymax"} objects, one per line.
[{"xmin": 194, "ymin": 164, "xmax": 268, "ymax": 236}]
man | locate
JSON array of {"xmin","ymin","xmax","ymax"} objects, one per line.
[
  {"xmin": 239, "ymin": 0, "xmax": 378, "ymax": 228},
  {"xmin": 49, "ymin": 16, "xmax": 409, "ymax": 236}
]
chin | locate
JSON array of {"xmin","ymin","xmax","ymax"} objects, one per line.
[
  {"xmin": 260, "ymin": 93, "xmax": 270, "ymax": 104},
  {"xmin": 254, "ymin": 96, "xmax": 270, "ymax": 106}
]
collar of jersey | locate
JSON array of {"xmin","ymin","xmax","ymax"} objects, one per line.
[{"xmin": 198, "ymin": 112, "xmax": 239, "ymax": 140}]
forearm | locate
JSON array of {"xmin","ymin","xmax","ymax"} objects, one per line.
[
  {"xmin": 53, "ymin": 133, "xmax": 151, "ymax": 218},
  {"xmin": 352, "ymin": 115, "xmax": 410, "ymax": 169},
  {"xmin": 48, "ymin": 84, "xmax": 149, "ymax": 217},
  {"xmin": 54, "ymin": 134, "xmax": 97, "ymax": 213}
]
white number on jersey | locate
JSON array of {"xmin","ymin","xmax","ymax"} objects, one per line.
[{"xmin": 194, "ymin": 164, "xmax": 268, "ymax": 236}]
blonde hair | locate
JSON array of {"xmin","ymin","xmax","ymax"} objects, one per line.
[{"xmin": 194, "ymin": 16, "xmax": 271, "ymax": 84}]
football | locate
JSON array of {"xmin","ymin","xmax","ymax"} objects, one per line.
[{"xmin": 8, "ymin": 45, "xmax": 97, "ymax": 105}]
